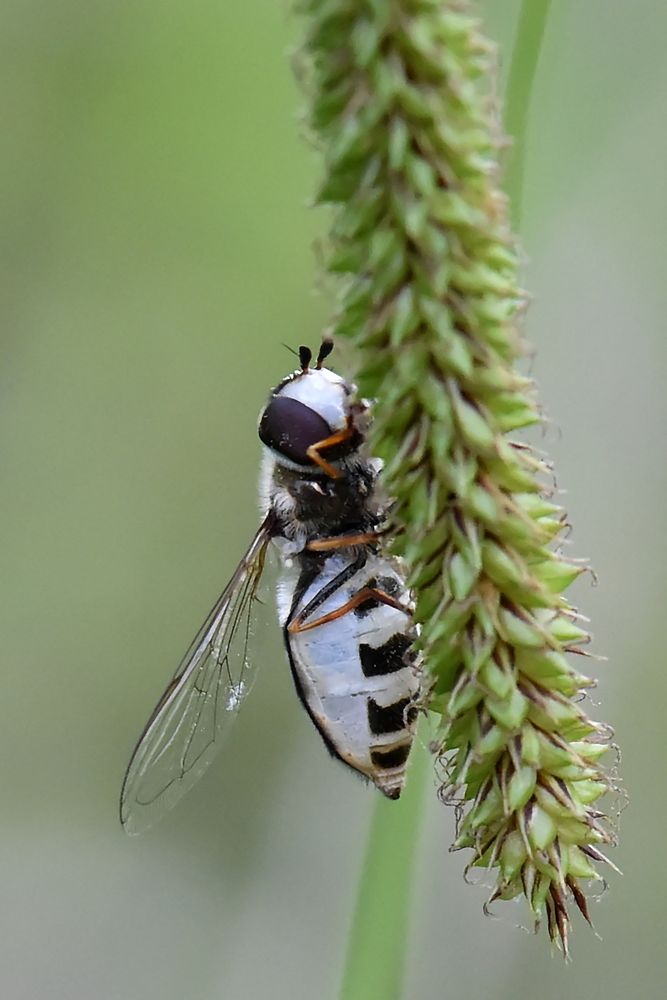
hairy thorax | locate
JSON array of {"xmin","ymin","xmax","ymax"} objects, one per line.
[{"xmin": 262, "ymin": 453, "xmax": 385, "ymax": 554}]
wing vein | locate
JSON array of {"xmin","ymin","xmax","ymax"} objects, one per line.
[{"xmin": 120, "ymin": 516, "xmax": 273, "ymax": 834}]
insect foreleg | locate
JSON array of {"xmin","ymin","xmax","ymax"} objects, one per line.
[{"xmin": 305, "ymin": 424, "xmax": 355, "ymax": 479}]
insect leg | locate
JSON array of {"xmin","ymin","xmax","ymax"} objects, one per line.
[
  {"xmin": 306, "ymin": 532, "xmax": 377, "ymax": 552},
  {"xmin": 287, "ymin": 587, "xmax": 409, "ymax": 634},
  {"xmin": 306, "ymin": 424, "xmax": 355, "ymax": 479}
]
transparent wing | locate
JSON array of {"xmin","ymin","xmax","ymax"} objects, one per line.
[{"xmin": 120, "ymin": 517, "xmax": 273, "ymax": 835}]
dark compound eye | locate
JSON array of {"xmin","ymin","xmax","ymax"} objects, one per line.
[{"xmin": 258, "ymin": 396, "xmax": 331, "ymax": 465}]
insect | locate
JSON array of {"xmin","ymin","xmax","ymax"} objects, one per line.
[{"xmin": 120, "ymin": 340, "xmax": 421, "ymax": 834}]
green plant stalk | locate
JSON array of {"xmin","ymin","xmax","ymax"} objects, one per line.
[
  {"xmin": 340, "ymin": 740, "xmax": 429, "ymax": 1000},
  {"xmin": 504, "ymin": 0, "xmax": 553, "ymax": 226},
  {"xmin": 298, "ymin": 0, "xmax": 617, "ymax": 970}
]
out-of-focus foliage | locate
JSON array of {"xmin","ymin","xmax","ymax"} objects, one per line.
[{"xmin": 1, "ymin": 1, "xmax": 665, "ymax": 997}]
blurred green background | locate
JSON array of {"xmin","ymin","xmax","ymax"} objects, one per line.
[{"xmin": 1, "ymin": 1, "xmax": 665, "ymax": 997}]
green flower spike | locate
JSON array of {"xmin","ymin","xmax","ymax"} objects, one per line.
[{"xmin": 298, "ymin": 0, "xmax": 619, "ymax": 957}]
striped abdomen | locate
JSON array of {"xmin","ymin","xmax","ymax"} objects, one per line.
[{"xmin": 278, "ymin": 552, "xmax": 420, "ymax": 799}]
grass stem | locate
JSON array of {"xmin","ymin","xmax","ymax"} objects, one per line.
[
  {"xmin": 504, "ymin": 0, "xmax": 553, "ymax": 226},
  {"xmin": 339, "ymin": 739, "xmax": 430, "ymax": 1000}
]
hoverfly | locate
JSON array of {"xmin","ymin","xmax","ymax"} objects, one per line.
[{"xmin": 120, "ymin": 340, "xmax": 421, "ymax": 834}]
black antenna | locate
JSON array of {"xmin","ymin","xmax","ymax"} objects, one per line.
[
  {"xmin": 281, "ymin": 342, "xmax": 300, "ymax": 358},
  {"xmin": 298, "ymin": 345, "xmax": 312, "ymax": 371},
  {"xmin": 316, "ymin": 337, "xmax": 334, "ymax": 369}
]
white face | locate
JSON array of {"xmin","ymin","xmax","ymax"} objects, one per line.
[
  {"xmin": 257, "ymin": 363, "xmax": 359, "ymax": 471},
  {"xmin": 276, "ymin": 367, "xmax": 349, "ymax": 432}
]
